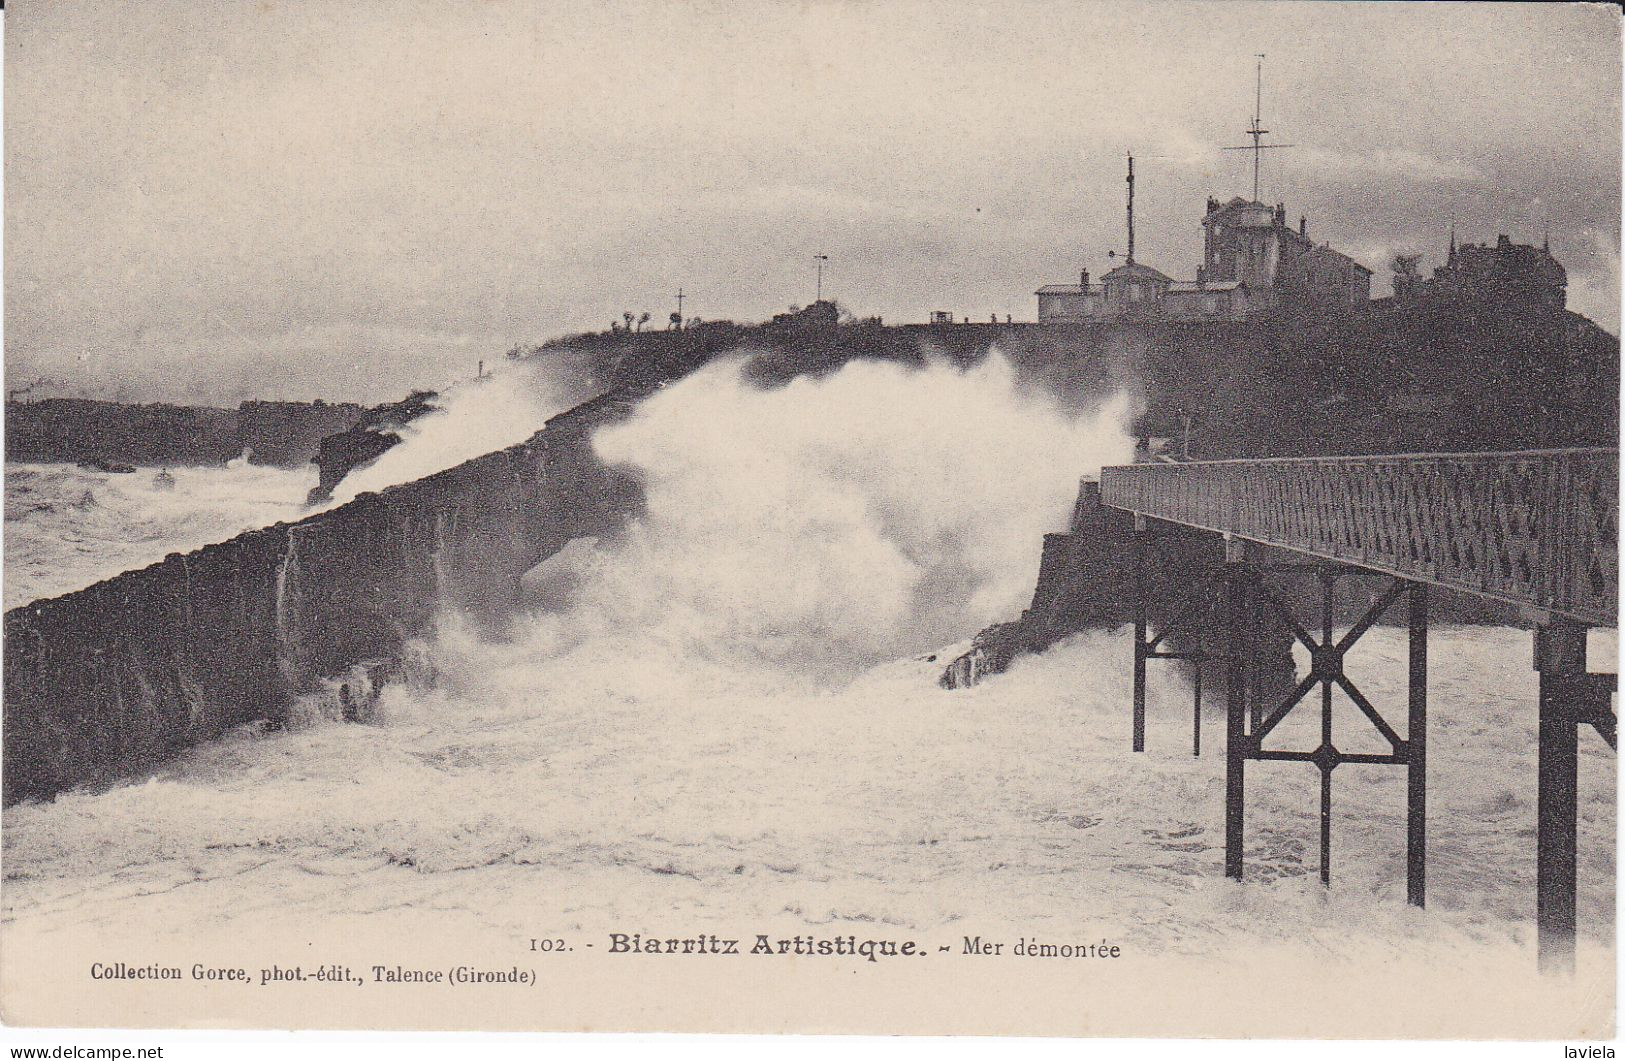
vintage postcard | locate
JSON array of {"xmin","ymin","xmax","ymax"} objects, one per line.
[{"xmin": 1, "ymin": 0, "xmax": 1619, "ymax": 1045}]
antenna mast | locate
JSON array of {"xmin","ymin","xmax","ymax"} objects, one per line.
[
  {"xmin": 1254, "ymin": 55, "xmax": 1263, "ymax": 196},
  {"xmin": 1223, "ymin": 54, "xmax": 1294, "ymax": 202},
  {"xmin": 1126, "ymin": 152, "xmax": 1135, "ymax": 265}
]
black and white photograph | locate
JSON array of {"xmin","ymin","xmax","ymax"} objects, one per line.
[{"xmin": 0, "ymin": 0, "xmax": 1619, "ymax": 1048}]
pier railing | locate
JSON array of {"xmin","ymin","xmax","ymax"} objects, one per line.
[{"xmin": 1100, "ymin": 448, "xmax": 1618, "ymax": 626}]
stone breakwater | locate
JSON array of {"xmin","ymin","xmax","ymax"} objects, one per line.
[{"xmin": 2, "ymin": 389, "xmax": 646, "ymax": 805}]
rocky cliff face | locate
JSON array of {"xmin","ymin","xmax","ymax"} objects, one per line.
[
  {"xmin": 2, "ymin": 387, "xmax": 648, "ymax": 805},
  {"xmin": 307, "ymin": 390, "xmax": 440, "ymax": 502},
  {"xmin": 6, "ymin": 399, "xmax": 242, "ymax": 466},
  {"xmin": 235, "ymin": 400, "xmax": 366, "ymax": 466},
  {"xmin": 940, "ymin": 481, "xmax": 1242, "ymax": 689},
  {"xmin": 551, "ymin": 296, "xmax": 1619, "ymax": 457}
]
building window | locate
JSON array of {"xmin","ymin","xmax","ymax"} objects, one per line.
[
  {"xmin": 1127, "ymin": 285, "xmax": 1142, "ymax": 302},
  {"xmin": 1204, "ymin": 296, "xmax": 1219, "ymax": 314}
]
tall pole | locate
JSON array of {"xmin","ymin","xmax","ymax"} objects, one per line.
[
  {"xmin": 1252, "ymin": 54, "xmax": 1264, "ymax": 201},
  {"xmin": 1125, "ymin": 154, "xmax": 1135, "ymax": 265},
  {"xmin": 814, "ymin": 254, "xmax": 829, "ymax": 303},
  {"xmin": 1222, "ymin": 55, "xmax": 1292, "ymax": 203}
]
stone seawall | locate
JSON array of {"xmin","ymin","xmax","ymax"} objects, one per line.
[{"xmin": 2, "ymin": 389, "xmax": 647, "ymax": 805}]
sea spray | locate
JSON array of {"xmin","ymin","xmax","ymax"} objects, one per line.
[
  {"xmin": 321, "ymin": 353, "xmax": 599, "ymax": 508},
  {"xmin": 488, "ymin": 350, "xmax": 1136, "ymax": 686}
]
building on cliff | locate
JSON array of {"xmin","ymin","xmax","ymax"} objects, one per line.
[
  {"xmin": 1197, "ymin": 197, "xmax": 1372, "ymax": 305},
  {"xmin": 1427, "ymin": 232, "xmax": 1567, "ymax": 310},
  {"xmin": 1036, "ymin": 189, "xmax": 1371, "ymax": 324},
  {"xmin": 1038, "ymin": 69, "xmax": 1372, "ymax": 324}
]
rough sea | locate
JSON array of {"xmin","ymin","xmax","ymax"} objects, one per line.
[{"xmin": 1, "ymin": 352, "xmax": 1615, "ymax": 1035}]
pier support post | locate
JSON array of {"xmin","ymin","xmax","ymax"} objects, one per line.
[
  {"xmin": 1535, "ymin": 618, "xmax": 1587, "ymax": 975},
  {"xmin": 1133, "ymin": 514, "xmax": 1148, "ymax": 753},
  {"xmin": 1406, "ymin": 582, "xmax": 1427, "ymax": 908},
  {"xmin": 1248, "ymin": 586, "xmax": 1264, "ymax": 732},
  {"xmin": 1224, "ymin": 537, "xmax": 1249, "ymax": 880},
  {"xmin": 1317, "ymin": 568, "xmax": 1337, "ymax": 887},
  {"xmin": 1191, "ymin": 658, "xmax": 1203, "ymax": 758}
]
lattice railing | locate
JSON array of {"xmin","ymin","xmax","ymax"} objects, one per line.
[{"xmin": 1100, "ymin": 449, "xmax": 1618, "ymax": 626}]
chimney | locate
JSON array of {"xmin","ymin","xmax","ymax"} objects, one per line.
[
  {"xmin": 1498, "ymin": 234, "xmax": 1512, "ymax": 249},
  {"xmin": 1080, "ymin": 268, "xmax": 1090, "ymax": 289},
  {"xmin": 1299, "ymin": 216, "xmax": 1307, "ymax": 237},
  {"xmin": 1207, "ymin": 196, "xmax": 1219, "ymax": 215}
]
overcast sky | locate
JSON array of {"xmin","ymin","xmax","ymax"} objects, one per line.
[{"xmin": 6, "ymin": 0, "xmax": 1621, "ymax": 405}]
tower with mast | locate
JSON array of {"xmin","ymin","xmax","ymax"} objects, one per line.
[{"xmin": 1034, "ymin": 61, "xmax": 1371, "ymax": 323}]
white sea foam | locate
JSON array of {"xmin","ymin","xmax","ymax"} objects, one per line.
[
  {"xmin": 2, "ymin": 461, "xmax": 315, "ymax": 608},
  {"xmin": 507, "ymin": 351, "xmax": 1136, "ymax": 684}
]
